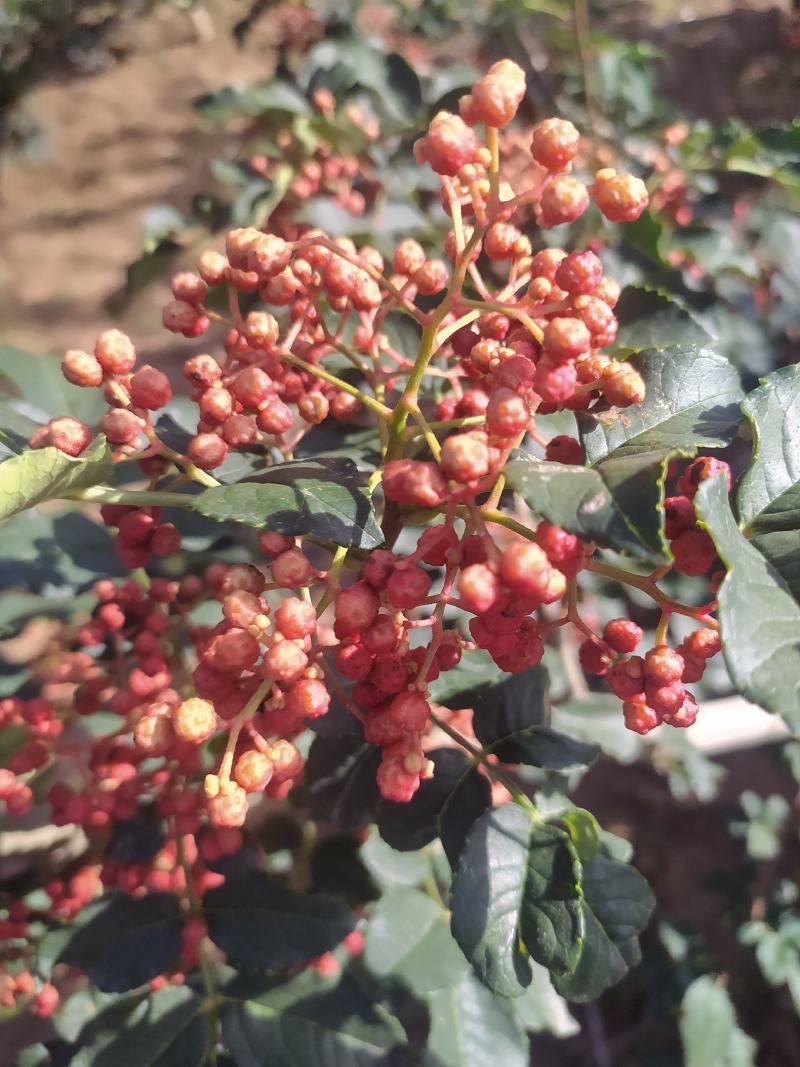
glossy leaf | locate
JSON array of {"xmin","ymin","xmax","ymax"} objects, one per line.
[
  {"xmin": 425, "ymin": 974, "xmax": 528, "ymax": 1067},
  {"xmin": 53, "ymin": 892, "xmax": 183, "ymax": 993},
  {"xmin": 553, "ymin": 855, "xmax": 655, "ymax": 1002},
  {"xmin": 191, "ymin": 459, "xmax": 383, "ymax": 549},
  {"xmin": 70, "ymin": 986, "xmax": 208, "ymax": 1067},
  {"xmin": 0, "ymin": 437, "xmax": 112, "ymax": 521},
  {"xmin": 450, "ymin": 804, "xmax": 583, "ymax": 996},
  {"xmin": 695, "ymin": 475, "xmax": 800, "ymax": 726},
  {"xmin": 578, "ymin": 345, "xmax": 743, "ymax": 464},
  {"xmin": 612, "ymin": 285, "xmax": 710, "ymax": 354},
  {"xmin": 737, "ymin": 365, "xmax": 800, "ymax": 600},
  {"xmin": 505, "ymin": 451, "xmax": 685, "ymax": 563},
  {"xmin": 203, "ymin": 872, "xmax": 357, "ymax": 973},
  {"xmin": 364, "ymin": 887, "xmax": 470, "ymax": 994},
  {"xmin": 221, "ymin": 970, "xmax": 405, "ymax": 1067}
]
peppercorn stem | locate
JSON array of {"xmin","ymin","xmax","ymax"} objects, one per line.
[{"xmin": 277, "ymin": 348, "xmax": 392, "ymax": 419}]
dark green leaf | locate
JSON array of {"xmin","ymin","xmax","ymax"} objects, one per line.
[
  {"xmin": 578, "ymin": 345, "xmax": 743, "ymax": 464},
  {"xmin": 194, "ymin": 81, "xmax": 311, "ymax": 123},
  {"xmin": 486, "ymin": 726, "xmax": 599, "ymax": 773},
  {"xmin": 203, "ymin": 872, "xmax": 357, "ymax": 973},
  {"xmin": 0, "ymin": 437, "xmax": 112, "ymax": 521},
  {"xmin": 305, "ymin": 730, "xmax": 381, "ymax": 829},
  {"xmin": 428, "ymin": 649, "xmax": 506, "ymax": 709},
  {"xmin": 309, "ymin": 834, "xmax": 378, "ymax": 904},
  {"xmin": 364, "ymin": 887, "xmax": 469, "ymax": 993},
  {"xmin": 425, "ymin": 974, "xmax": 528, "ymax": 1067},
  {"xmin": 505, "ymin": 451, "xmax": 684, "ymax": 563},
  {"xmin": 612, "ymin": 285, "xmax": 710, "ymax": 354},
  {"xmin": 737, "ymin": 366, "xmax": 800, "ymax": 600},
  {"xmin": 471, "ymin": 667, "xmax": 549, "ymax": 747},
  {"xmin": 70, "ymin": 986, "xmax": 208, "ymax": 1067},
  {"xmin": 191, "ymin": 459, "xmax": 383, "ymax": 549},
  {"xmin": 221, "ymin": 970, "xmax": 404, "ymax": 1067},
  {"xmin": 54, "ymin": 893, "xmax": 183, "ymax": 993},
  {"xmin": 695, "ymin": 475, "xmax": 800, "ymax": 726},
  {"xmin": 378, "ymin": 749, "xmax": 489, "ymax": 854},
  {"xmin": 450, "ymin": 804, "xmax": 583, "ymax": 996},
  {"xmin": 553, "ymin": 855, "xmax": 655, "ymax": 1002}
]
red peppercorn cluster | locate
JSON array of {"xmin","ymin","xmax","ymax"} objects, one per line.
[{"xmin": 4, "ymin": 62, "xmax": 739, "ymax": 1006}]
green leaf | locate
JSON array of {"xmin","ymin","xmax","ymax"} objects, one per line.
[
  {"xmin": 70, "ymin": 986, "xmax": 208, "ymax": 1067},
  {"xmin": 52, "ymin": 988, "xmax": 118, "ymax": 1043},
  {"xmin": 680, "ymin": 976, "xmax": 756, "ymax": 1067},
  {"xmin": 505, "ymin": 451, "xmax": 683, "ymax": 563},
  {"xmin": 695, "ymin": 475, "xmax": 800, "ymax": 726},
  {"xmin": 191, "ymin": 459, "xmax": 383, "ymax": 549},
  {"xmin": 361, "ymin": 829, "xmax": 432, "ymax": 890},
  {"xmin": 0, "ymin": 345, "xmax": 104, "ymax": 424},
  {"xmin": 612, "ymin": 285, "xmax": 710, "ymax": 354},
  {"xmin": 552, "ymin": 855, "xmax": 654, "ymax": 1003},
  {"xmin": 0, "ymin": 509, "xmax": 123, "ymax": 593},
  {"xmin": 194, "ymin": 80, "xmax": 311, "ymax": 123},
  {"xmin": 484, "ymin": 726, "xmax": 599, "ymax": 773},
  {"xmin": 0, "ymin": 437, "xmax": 112, "ymax": 521},
  {"xmin": 221, "ymin": 970, "xmax": 404, "ymax": 1067},
  {"xmin": 203, "ymin": 872, "xmax": 357, "ymax": 973},
  {"xmin": 52, "ymin": 892, "xmax": 183, "ymax": 993},
  {"xmin": 470, "ymin": 666, "xmax": 549, "ymax": 743},
  {"xmin": 425, "ymin": 974, "xmax": 528, "ymax": 1067},
  {"xmin": 577, "ymin": 345, "xmax": 743, "ymax": 464},
  {"xmin": 378, "ymin": 748, "xmax": 490, "ymax": 855},
  {"xmin": 562, "ymin": 809, "xmax": 601, "ymax": 862},
  {"xmin": 509, "ymin": 963, "xmax": 579, "ymax": 1037},
  {"xmin": 737, "ymin": 365, "xmax": 800, "ymax": 600},
  {"xmin": 428, "ymin": 649, "xmax": 506, "ymax": 709},
  {"xmin": 450, "ymin": 804, "xmax": 583, "ymax": 996},
  {"xmin": 364, "ymin": 887, "xmax": 470, "ymax": 994}
]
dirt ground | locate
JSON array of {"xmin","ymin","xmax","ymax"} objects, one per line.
[
  {"xmin": 0, "ymin": 1, "xmax": 795, "ymax": 363},
  {"xmin": 0, "ymin": 1, "xmax": 276, "ymax": 358}
]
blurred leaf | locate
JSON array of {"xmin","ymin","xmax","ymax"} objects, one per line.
[
  {"xmin": 51, "ymin": 893, "xmax": 183, "ymax": 993},
  {"xmin": 221, "ymin": 970, "xmax": 404, "ymax": 1066},
  {"xmin": 425, "ymin": 974, "xmax": 528, "ymax": 1067},
  {"xmin": 71, "ymin": 986, "xmax": 208, "ymax": 1067},
  {"xmin": 680, "ymin": 976, "xmax": 756, "ymax": 1067},
  {"xmin": 204, "ymin": 872, "xmax": 357, "ymax": 973},
  {"xmin": 194, "ymin": 80, "xmax": 311, "ymax": 123},
  {"xmin": 364, "ymin": 887, "xmax": 469, "ymax": 994}
]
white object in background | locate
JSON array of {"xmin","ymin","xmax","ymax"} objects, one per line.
[{"xmin": 680, "ymin": 695, "xmax": 791, "ymax": 755}]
